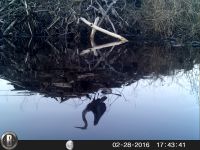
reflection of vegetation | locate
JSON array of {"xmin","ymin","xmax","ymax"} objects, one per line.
[
  {"xmin": 184, "ymin": 65, "xmax": 199, "ymax": 98},
  {"xmin": 0, "ymin": 37, "xmax": 199, "ymax": 101}
]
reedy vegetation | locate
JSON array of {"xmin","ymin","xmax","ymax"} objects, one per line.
[{"xmin": 0, "ymin": 0, "xmax": 200, "ymax": 41}]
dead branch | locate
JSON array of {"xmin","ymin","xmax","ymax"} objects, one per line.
[
  {"xmin": 47, "ymin": 17, "xmax": 61, "ymax": 30},
  {"xmin": 3, "ymin": 19, "xmax": 17, "ymax": 35},
  {"xmin": 90, "ymin": 17, "xmax": 100, "ymax": 40},
  {"xmin": 80, "ymin": 17, "xmax": 128, "ymax": 41},
  {"xmin": 95, "ymin": 0, "xmax": 117, "ymax": 33}
]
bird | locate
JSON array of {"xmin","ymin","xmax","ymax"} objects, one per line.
[{"xmin": 75, "ymin": 96, "xmax": 107, "ymax": 130}]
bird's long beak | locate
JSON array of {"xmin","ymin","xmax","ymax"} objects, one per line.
[{"xmin": 74, "ymin": 126, "xmax": 87, "ymax": 130}]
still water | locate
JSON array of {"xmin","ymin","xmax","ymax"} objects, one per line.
[
  {"xmin": 0, "ymin": 38, "xmax": 199, "ymax": 140},
  {"xmin": 0, "ymin": 66, "xmax": 199, "ymax": 140}
]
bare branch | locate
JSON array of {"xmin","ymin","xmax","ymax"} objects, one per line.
[{"xmin": 80, "ymin": 17, "xmax": 128, "ymax": 41}]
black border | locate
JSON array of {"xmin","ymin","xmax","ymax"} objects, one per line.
[{"xmin": 0, "ymin": 140, "xmax": 199, "ymax": 150}]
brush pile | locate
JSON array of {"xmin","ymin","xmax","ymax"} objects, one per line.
[
  {"xmin": 1, "ymin": 0, "xmax": 200, "ymax": 41},
  {"xmin": 0, "ymin": 0, "xmax": 133, "ymax": 38}
]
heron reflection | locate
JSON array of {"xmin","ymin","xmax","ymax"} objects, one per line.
[{"xmin": 75, "ymin": 96, "xmax": 107, "ymax": 130}]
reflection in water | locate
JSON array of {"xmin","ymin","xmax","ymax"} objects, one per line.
[
  {"xmin": 0, "ymin": 37, "xmax": 199, "ymax": 139},
  {"xmin": 75, "ymin": 95, "xmax": 107, "ymax": 130}
]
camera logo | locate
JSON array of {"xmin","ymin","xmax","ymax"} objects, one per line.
[
  {"xmin": 1, "ymin": 132, "xmax": 18, "ymax": 150},
  {"xmin": 66, "ymin": 140, "xmax": 74, "ymax": 150}
]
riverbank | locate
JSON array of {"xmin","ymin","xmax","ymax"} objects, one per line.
[{"xmin": 1, "ymin": 0, "xmax": 200, "ymax": 42}]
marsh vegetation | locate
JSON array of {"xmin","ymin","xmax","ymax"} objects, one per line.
[{"xmin": 1, "ymin": 0, "xmax": 200, "ymax": 43}]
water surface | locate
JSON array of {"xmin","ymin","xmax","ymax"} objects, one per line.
[{"xmin": 0, "ymin": 39, "xmax": 199, "ymax": 140}]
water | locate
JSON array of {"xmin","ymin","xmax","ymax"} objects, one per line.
[{"xmin": 0, "ymin": 38, "xmax": 199, "ymax": 140}]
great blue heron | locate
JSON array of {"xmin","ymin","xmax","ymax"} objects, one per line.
[{"xmin": 75, "ymin": 96, "xmax": 107, "ymax": 129}]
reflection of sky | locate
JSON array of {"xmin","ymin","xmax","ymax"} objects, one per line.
[{"xmin": 0, "ymin": 66, "xmax": 199, "ymax": 140}]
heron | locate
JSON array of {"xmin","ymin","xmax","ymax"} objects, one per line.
[{"xmin": 75, "ymin": 96, "xmax": 107, "ymax": 130}]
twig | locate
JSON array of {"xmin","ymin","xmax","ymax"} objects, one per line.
[
  {"xmin": 4, "ymin": 38, "xmax": 16, "ymax": 49},
  {"xmin": 22, "ymin": 0, "xmax": 33, "ymax": 36},
  {"xmin": 95, "ymin": 0, "xmax": 117, "ymax": 33},
  {"xmin": 45, "ymin": 40, "xmax": 60, "ymax": 54},
  {"xmin": 24, "ymin": 52, "xmax": 29, "ymax": 63},
  {"xmin": 47, "ymin": 17, "xmax": 61, "ymax": 30},
  {"xmin": 23, "ymin": 0, "xmax": 29, "ymax": 15},
  {"xmin": 27, "ymin": 22, "xmax": 33, "ymax": 36},
  {"xmin": 3, "ymin": 19, "xmax": 17, "ymax": 35},
  {"xmin": 28, "ymin": 37, "xmax": 32, "ymax": 48},
  {"xmin": 90, "ymin": 17, "xmax": 99, "ymax": 40},
  {"xmin": 93, "ymin": 45, "xmax": 115, "ymax": 69},
  {"xmin": 0, "ymin": 0, "xmax": 18, "ymax": 13},
  {"xmin": 80, "ymin": 17, "xmax": 128, "ymax": 41},
  {"xmin": 90, "ymin": 17, "xmax": 99, "ymax": 56}
]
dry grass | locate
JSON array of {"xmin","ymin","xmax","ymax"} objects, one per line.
[
  {"xmin": 1, "ymin": 0, "xmax": 200, "ymax": 41},
  {"xmin": 0, "ymin": 0, "xmax": 79, "ymax": 36},
  {"xmin": 140, "ymin": 0, "xmax": 200, "ymax": 39}
]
